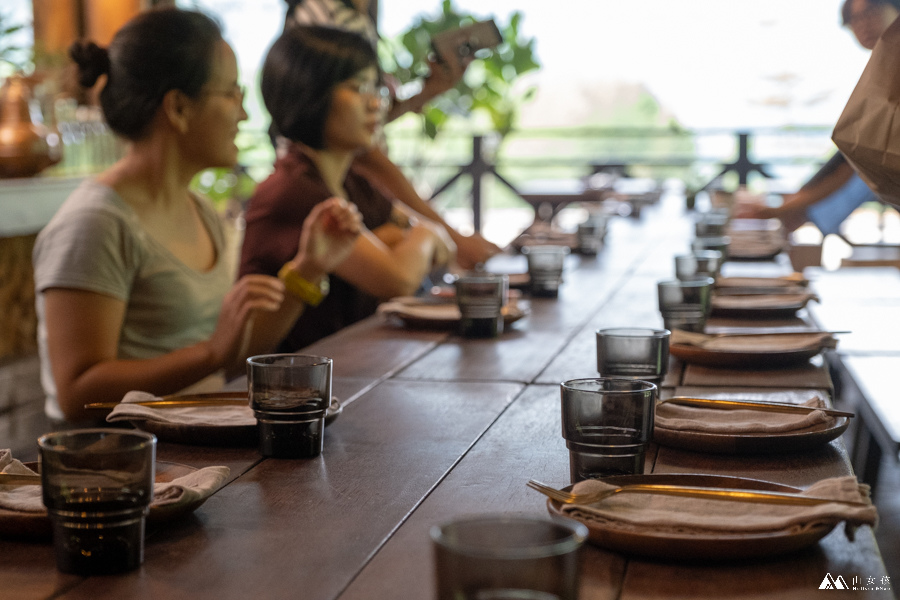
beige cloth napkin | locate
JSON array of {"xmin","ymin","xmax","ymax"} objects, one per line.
[
  {"xmin": 560, "ymin": 476, "xmax": 877, "ymax": 540},
  {"xmin": 655, "ymin": 396, "xmax": 834, "ymax": 434},
  {"xmin": 712, "ymin": 293, "xmax": 818, "ymax": 310},
  {"xmin": 0, "ymin": 449, "xmax": 230, "ymax": 514},
  {"xmin": 682, "ymin": 363, "xmax": 834, "ymax": 390},
  {"xmin": 377, "ymin": 299, "xmax": 460, "ymax": 322},
  {"xmin": 671, "ymin": 330, "xmax": 836, "ymax": 352},
  {"xmin": 107, "ymin": 391, "xmax": 256, "ymax": 427},
  {"xmin": 0, "ymin": 449, "xmax": 44, "ymax": 513},
  {"xmin": 726, "ymin": 230, "xmax": 787, "ymax": 257}
]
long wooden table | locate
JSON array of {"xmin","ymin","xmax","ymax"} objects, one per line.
[{"xmin": 1, "ymin": 196, "xmax": 892, "ymax": 599}]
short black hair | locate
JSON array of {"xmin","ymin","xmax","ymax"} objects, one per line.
[
  {"xmin": 262, "ymin": 25, "xmax": 377, "ymax": 149},
  {"xmin": 69, "ymin": 8, "xmax": 222, "ymax": 141},
  {"xmin": 842, "ymin": 0, "xmax": 900, "ymax": 25}
]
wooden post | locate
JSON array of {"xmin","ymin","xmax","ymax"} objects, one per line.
[
  {"xmin": 32, "ymin": 0, "xmax": 83, "ymax": 58},
  {"xmin": 32, "ymin": 0, "xmax": 147, "ymax": 53}
]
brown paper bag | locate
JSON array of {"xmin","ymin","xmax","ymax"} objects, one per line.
[{"xmin": 833, "ymin": 17, "xmax": 900, "ymax": 207}]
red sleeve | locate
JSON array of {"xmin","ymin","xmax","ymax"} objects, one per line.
[{"xmin": 238, "ymin": 155, "xmax": 331, "ymax": 279}]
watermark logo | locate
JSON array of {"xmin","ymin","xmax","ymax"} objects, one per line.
[
  {"xmin": 819, "ymin": 574, "xmax": 891, "ymax": 591},
  {"xmin": 820, "ymin": 574, "xmax": 849, "ymax": 590}
]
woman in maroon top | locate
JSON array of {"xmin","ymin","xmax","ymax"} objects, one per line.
[{"xmin": 240, "ymin": 25, "xmax": 453, "ymax": 350}]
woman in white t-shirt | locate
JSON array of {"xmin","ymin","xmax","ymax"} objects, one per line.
[{"xmin": 33, "ymin": 8, "xmax": 361, "ymax": 422}]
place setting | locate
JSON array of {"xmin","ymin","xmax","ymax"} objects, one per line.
[
  {"xmin": 376, "ymin": 283, "xmax": 529, "ymax": 334},
  {"xmin": 0, "ymin": 351, "xmax": 350, "ymax": 576},
  {"xmin": 94, "ymin": 355, "xmax": 341, "ymax": 454},
  {"xmin": 521, "ymin": 321, "xmax": 870, "ymax": 562},
  {"xmin": 0, "ymin": 433, "xmax": 229, "ymax": 572},
  {"xmin": 526, "ymin": 375, "xmax": 871, "ymax": 561},
  {"xmin": 723, "ymin": 217, "xmax": 788, "ymax": 260},
  {"xmin": 377, "ymin": 243, "xmax": 575, "ymax": 336},
  {"xmin": 667, "ymin": 328, "xmax": 840, "ymax": 368}
]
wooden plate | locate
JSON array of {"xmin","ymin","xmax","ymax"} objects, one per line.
[
  {"xmin": 0, "ymin": 462, "xmax": 206, "ymax": 540},
  {"xmin": 546, "ymin": 473, "xmax": 836, "ymax": 560},
  {"xmin": 131, "ymin": 397, "xmax": 342, "ymax": 446},
  {"xmin": 653, "ymin": 417, "xmax": 850, "ymax": 454},
  {"xmin": 726, "ymin": 245, "xmax": 784, "ymax": 261},
  {"xmin": 380, "ymin": 299, "xmax": 529, "ymax": 331},
  {"xmin": 710, "ymin": 294, "xmax": 813, "ymax": 319},
  {"xmin": 716, "ymin": 276, "xmax": 808, "ymax": 289},
  {"xmin": 669, "ymin": 343, "xmax": 823, "ymax": 369}
]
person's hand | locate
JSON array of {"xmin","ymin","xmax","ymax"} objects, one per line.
[
  {"xmin": 735, "ymin": 203, "xmax": 778, "ymax": 219},
  {"xmin": 734, "ymin": 193, "xmax": 808, "ymax": 232},
  {"xmin": 208, "ymin": 274, "xmax": 286, "ymax": 368},
  {"xmin": 413, "ymin": 220, "xmax": 456, "ymax": 268},
  {"xmin": 451, "ymin": 232, "xmax": 502, "ymax": 270},
  {"xmin": 421, "ymin": 56, "xmax": 471, "ymax": 101},
  {"xmin": 290, "ymin": 197, "xmax": 363, "ymax": 281}
]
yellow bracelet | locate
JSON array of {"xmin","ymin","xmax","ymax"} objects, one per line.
[{"xmin": 278, "ymin": 263, "xmax": 329, "ymax": 307}]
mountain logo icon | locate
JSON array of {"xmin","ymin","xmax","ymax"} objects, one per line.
[{"xmin": 819, "ymin": 574, "xmax": 849, "ymax": 590}]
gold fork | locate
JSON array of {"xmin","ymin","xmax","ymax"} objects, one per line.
[{"xmin": 526, "ymin": 480, "xmax": 869, "ymax": 507}]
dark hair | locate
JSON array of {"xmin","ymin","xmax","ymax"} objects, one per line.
[
  {"xmin": 68, "ymin": 8, "xmax": 222, "ymax": 141},
  {"xmin": 842, "ymin": 0, "xmax": 900, "ymax": 25},
  {"xmin": 261, "ymin": 25, "xmax": 377, "ymax": 149}
]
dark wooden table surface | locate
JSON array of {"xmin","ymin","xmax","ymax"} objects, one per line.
[{"xmin": 1, "ymin": 197, "xmax": 892, "ymax": 599}]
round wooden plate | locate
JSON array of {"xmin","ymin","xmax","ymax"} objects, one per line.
[
  {"xmin": 669, "ymin": 343, "xmax": 823, "ymax": 369},
  {"xmin": 653, "ymin": 417, "xmax": 850, "ymax": 454}
]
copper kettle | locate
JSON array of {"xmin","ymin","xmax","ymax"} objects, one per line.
[{"xmin": 0, "ymin": 74, "xmax": 62, "ymax": 178}]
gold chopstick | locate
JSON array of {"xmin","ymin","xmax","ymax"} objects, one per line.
[
  {"xmin": 545, "ymin": 483, "xmax": 870, "ymax": 508},
  {"xmin": 662, "ymin": 397, "xmax": 854, "ymax": 418},
  {"xmin": 0, "ymin": 473, "xmax": 41, "ymax": 486},
  {"xmin": 84, "ymin": 396, "xmax": 249, "ymax": 410}
]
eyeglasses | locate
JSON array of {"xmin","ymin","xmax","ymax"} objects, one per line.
[
  {"xmin": 203, "ymin": 84, "xmax": 246, "ymax": 103},
  {"xmin": 340, "ymin": 80, "xmax": 391, "ymax": 104}
]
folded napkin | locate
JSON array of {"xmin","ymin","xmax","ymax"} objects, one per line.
[
  {"xmin": 0, "ymin": 450, "xmax": 44, "ymax": 513},
  {"xmin": 377, "ymin": 299, "xmax": 460, "ymax": 322},
  {"xmin": 152, "ymin": 466, "xmax": 231, "ymax": 507},
  {"xmin": 711, "ymin": 293, "xmax": 818, "ymax": 310},
  {"xmin": 655, "ymin": 396, "xmax": 834, "ymax": 434},
  {"xmin": 0, "ymin": 449, "xmax": 230, "ymax": 514},
  {"xmin": 682, "ymin": 363, "xmax": 834, "ymax": 390},
  {"xmin": 671, "ymin": 330, "xmax": 836, "ymax": 352},
  {"xmin": 107, "ymin": 391, "xmax": 256, "ymax": 427},
  {"xmin": 726, "ymin": 230, "xmax": 787, "ymax": 250},
  {"xmin": 378, "ymin": 297, "xmax": 523, "ymax": 324},
  {"xmin": 560, "ymin": 476, "xmax": 877, "ymax": 540}
]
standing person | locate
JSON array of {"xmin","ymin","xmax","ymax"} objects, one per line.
[
  {"xmin": 739, "ymin": 0, "xmax": 900, "ymax": 235},
  {"xmin": 33, "ymin": 8, "xmax": 362, "ymax": 422},
  {"xmin": 240, "ymin": 25, "xmax": 453, "ymax": 350},
  {"xmin": 283, "ymin": 0, "xmax": 502, "ymax": 268}
]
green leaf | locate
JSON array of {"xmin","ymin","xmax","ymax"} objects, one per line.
[
  {"xmin": 423, "ymin": 115, "xmax": 438, "ymax": 139},
  {"xmin": 387, "ymin": 0, "xmax": 541, "ymax": 141}
]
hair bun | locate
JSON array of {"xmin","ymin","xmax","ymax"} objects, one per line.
[{"xmin": 68, "ymin": 41, "xmax": 110, "ymax": 88}]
